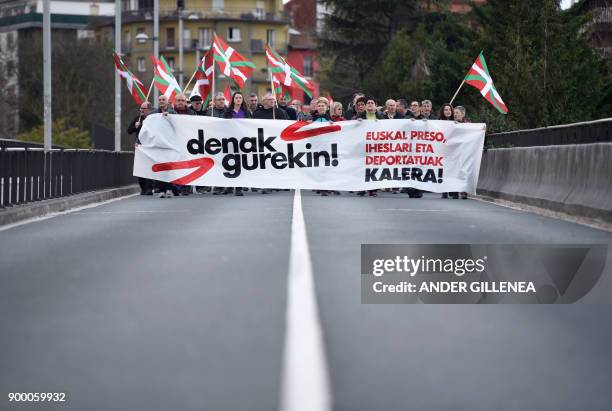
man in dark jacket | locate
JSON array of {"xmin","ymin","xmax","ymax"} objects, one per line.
[
  {"xmin": 252, "ymin": 94, "xmax": 288, "ymax": 120},
  {"xmin": 205, "ymin": 93, "xmax": 227, "ymax": 117},
  {"xmin": 252, "ymin": 94, "xmax": 287, "ymax": 194},
  {"xmin": 382, "ymin": 99, "xmax": 404, "ymax": 119},
  {"xmin": 154, "ymin": 94, "xmax": 176, "ymax": 114},
  {"xmin": 397, "ymin": 99, "xmax": 411, "ymax": 118},
  {"xmin": 278, "ymin": 95, "xmax": 297, "ymax": 120},
  {"xmin": 190, "ymin": 95, "xmax": 207, "ymax": 115},
  {"xmin": 174, "ymin": 93, "xmax": 196, "ymax": 115},
  {"xmin": 420, "ymin": 99, "xmax": 438, "ymax": 120},
  {"xmin": 127, "ymin": 101, "xmax": 154, "ymax": 195}
]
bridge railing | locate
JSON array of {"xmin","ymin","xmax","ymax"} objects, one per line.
[
  {"xmin": 485, "ymin": 118, "xmax": 612, "ymax": 148},
  {"xmin": 0, "ymin": 148, "xmax": 135, "ymax": 209}
]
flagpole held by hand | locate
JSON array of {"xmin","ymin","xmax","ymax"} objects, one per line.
[
  {"xmin": 146, "ymin": 78, "xmax": 155, "ymax": 102},
  {"xmin": 183, "ymin": 69, "xmax": 198, "ymax": 94},
  {"xmin": 449, "ymin": 79, "xmax": 465, "ymax": 106}
]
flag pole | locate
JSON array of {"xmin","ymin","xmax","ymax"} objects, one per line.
[
  {"xmin": 183, "ymin": 69, "xmax": 197, "ymax": 94},
  {"xmin": 449, "ymin": 79, "xmax": 465, "ymax": 106},
  {"xmin": 146, "ymin": 78, "xmax": 155, "ymax": 101},
  {"xmin": 268, "ymin": 51, "xmax": 276, "ymax": 120},
  {"xmin": 210, "ymin": 34, "xmax": 216, "ymax": 117}
]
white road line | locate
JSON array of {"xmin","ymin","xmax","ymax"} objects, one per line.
[
  {"xmin": 0, "ymin": 194, "xmax": 138, "ymax": 233},
  {"xmin": 280, "ymin": 189, "xmax": 332, "ymax": 411}
]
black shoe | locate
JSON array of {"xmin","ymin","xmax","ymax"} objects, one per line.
[
  {"xmin": 442, "ymin": 193, "xmax": 448, "ymax": 198},
  {"xmin": 450, "ymin": 192, "xmax": 459, "ymax": 199},
  {"xmin": 461, "ymin": 192, "xmax": 468, "ymax": 200},
  {"xmin": 261, "ymin": 190, "xmax": 269, "ymax": 194}
]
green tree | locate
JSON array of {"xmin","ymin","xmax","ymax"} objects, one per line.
[{"xmin": 17, "ymin": 118, "xmax": 90, "ymax": 149}]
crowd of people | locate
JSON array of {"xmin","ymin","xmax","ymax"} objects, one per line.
[{"xmin": 128, "ymin": 91, "xmax": 470, "ymax": 200}]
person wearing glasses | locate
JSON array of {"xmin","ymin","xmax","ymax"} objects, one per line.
[{"xmin": 409, "ymin": 100, "xmax": 423, "ymax": 119}]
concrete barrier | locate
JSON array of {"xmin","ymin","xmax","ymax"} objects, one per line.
[{"xmin": 477, "ymin": 143, "xmax": 612, "ymax": 223}]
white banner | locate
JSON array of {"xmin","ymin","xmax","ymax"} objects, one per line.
[{"xmin": 134, "ymin": 114, "xmax": 486, "ymax": 193}]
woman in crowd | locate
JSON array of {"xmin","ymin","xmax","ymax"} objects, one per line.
[
  {"xmin": 438, "ymin": 103, "xmax": 454, "ymax": 121},
  {"xmin": 222, "ymin": 91, "xmax": 251, "ymax": 196},
  {"xmin": 438, "ymin": 103, "xmax": 454, "ymax": 198},
  {"xmin": 330, "ymin": 102, "xmax": 345, "ymax": 121},
  {"xmin": 312, "ymin": 97, "xmax": 332, "ymax": 122},
  {"xmin": 451, "ymin": 105, "xmax": 469, "ymax": 200}
]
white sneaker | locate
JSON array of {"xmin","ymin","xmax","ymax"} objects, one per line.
[
  {"xmin": 165, "ymin": 190, "xmax": 173, "ymax": 198},
  {"xmin": 158, "ymin": 191, "xmax": 166, "ymax": 198}
]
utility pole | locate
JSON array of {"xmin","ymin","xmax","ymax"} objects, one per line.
[
  {"xmin": 153, "ymin": 0, "xmax": 159, "ymax": 102},
  {"xmin": 43, "ymin": 0, "xmax": 52, "ymax": 150},
  {"xmin": 114, "ymin": 0, "xmax": 121, "ymax": 151},
  {"xmin": 178, "ymin": 1, "xmax": 184, "ymax": 87}
]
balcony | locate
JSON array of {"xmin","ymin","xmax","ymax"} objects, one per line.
[{"xmin": 122, "ymin": 7, "xmax": 289, "ymax": 24}]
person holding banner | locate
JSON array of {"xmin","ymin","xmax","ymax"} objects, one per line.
[
  {"xmin": 438, "ymin": 103, "xmax": 454, "ymax": 199},
  {"xmin": 154, "ymin": 95, "xmax": 176, "ymax": 115},
  {"xmin": 221, "ymin": 91, "xmax": 252, "ymax": 197},
  {"xmin": 383, "ymin": 99, "xmax": 404, "ymax": 119},
  {"xmin": 206, "ymin": 93, "xmax": 227, "ymax": 118},
  {"xmin": 438, "ymin": 103, "xmax": 454, "ymax": 121},
  {"xmin": 421, "ymin": 100, "xmax": 438, "ymax": 120},
  {"xmin": 252, "ymin": 93, "xmax": 287, "ymax": 194},
  {"xmin": 278, "ymin": 95, "xmax": 297, "ymax": 120},
  {"xmin": 190, "ymin": 95, "xmax": 207, "ymax": 116},
  {"xmin": 330, "ymin": 102, "xmax": 345, "ymax": 122},
  {"xmin": 252, "ymin": 94, "xmax": 288, "ymax": 120},
  {"xmin": 128, "ymin": 102, "xmax": 154, "ymax": 195},
  {"xmin": 311, "ymin": 97, "xmax": 332, "ymax": 122},
  {"xmin": 452, "ymin": 105, "xmax": 469, "ymax": 200}
]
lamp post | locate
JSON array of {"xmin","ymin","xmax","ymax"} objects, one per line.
[
  {"xmin": 43, "ymin": 0, "xmax": 51, "ymax": 150},
  {"xmin": 136, "ymin": 32, "xmax": 159, "ymax": 104},
  {"xmin": 114, "ymin": 0, "xmax": 121, "ymax": 152}
]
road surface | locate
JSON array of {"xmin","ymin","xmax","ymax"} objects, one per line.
[{"xmin": 1, "ymin": 190, "xmax": 611, "ymax": 411}]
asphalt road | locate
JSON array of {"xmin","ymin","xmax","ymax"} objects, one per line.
[{"xmin": 1, "ymin": 190, "xmax": 611, "ymax": 411}]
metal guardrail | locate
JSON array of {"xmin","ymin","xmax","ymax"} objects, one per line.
[
  {"xmin": 0, "ymin": 148, "xmax": 135, "ymax": 208},
  {"xmin": 0, "ymin": 138, "xmax": 65, "ymax": 149},
  {"xmin": 486, "ymin": 118, "xmax": 612, "ymax": 148}
]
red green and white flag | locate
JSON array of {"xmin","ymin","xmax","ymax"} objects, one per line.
[
  {"xmin": 265, "ymin": 45, "xmax": 314, "ymax": 98},
  {"xmin": 271, "ymin": 75, "xmax": 292, "ymax": 100},
  {"xmin": 150, "ymin": 55, "xmax": 182, "ymax": 103},
  {"xmin": 222, "ymin": 80, "xmax": 242, "ymax": 106},
  {"xmin": 212, "ymin": 33, "xmax": 255, "ymax": 88},
  {"xmin": 464, "ymin": 52, "xmax": 508, "ymax": 114},
  {"xmin": 190, "ymin": 49, "xmax": 214, "ymax": 106},
  {"xmin": 113, "ymin": 51, "xmax": 147, "ymax": 105}
]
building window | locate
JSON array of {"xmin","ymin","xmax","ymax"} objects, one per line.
[
  {"xmin": 199, "ymin": 28, "xmax": 211, "ymax": 48},
  {"xmin": 138, "ymin": 0, "xmax": 153, "ymax": 10},
  {"xmin": 267, "ymin": 29, "xmax": 275, "ymax": 47},
  {"xmin": 166, "ymin": 57, "xmax": 175, "ymax": 72},
  {"xmin": 212, "ymin": 0, "xmax": 224, "ymax": 12},
  {"xmin": 123, "ymin": 30, "xmax": 132, "ymax": 52},
  {"xmin": 166, "ymin": 27, "xmax": 175, "ymax": 48},
  {"xmin": 183, "ymin": 28, "xmax": 191, "ymax": 49},
  {"xmin": 137, "ymin": 57, "xmax": 146, "ymax": 72},
  {"xmin": 255, "ymin": 1, "xmax": 264, "ymax": 19},
  {"xmin": 303, "ymin": 55, "xmax": 312, "ymax": 77},
  {"xmin": 227, "ymin": 27, "xmax": 240, "ymax": 42}
]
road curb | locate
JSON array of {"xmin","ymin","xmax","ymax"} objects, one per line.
[{"xmin": 0, "ymin": 185, "xmax": 140, "ymax": 227}]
